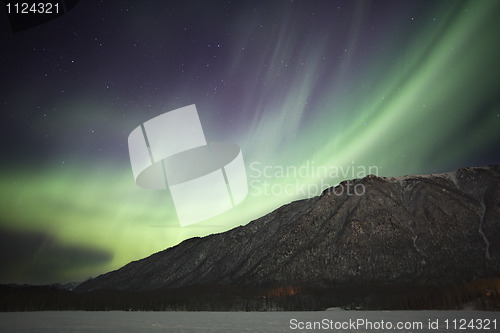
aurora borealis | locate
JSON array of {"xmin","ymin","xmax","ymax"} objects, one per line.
[{"xmin": 0, "ymin": 0, "xmax": 499, "ymax": 284}]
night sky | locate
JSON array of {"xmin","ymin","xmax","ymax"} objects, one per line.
[{"xmin": 1, "ymin": 0, "xmax": 499, "ymax": 285}]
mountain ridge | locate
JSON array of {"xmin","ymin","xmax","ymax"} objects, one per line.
[{"xmin": 75, "ymin": 165, "xmax": 500, "ymax": 293}]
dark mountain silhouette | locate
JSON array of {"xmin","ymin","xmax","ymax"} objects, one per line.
[{"xmin": 76, "ymin": 165, "xmax": 500, "ymax": 294}]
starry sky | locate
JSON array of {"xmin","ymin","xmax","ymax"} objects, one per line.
[{"xmin": 0, "ymin": 0, "xmax": 499, "ymax": 285}]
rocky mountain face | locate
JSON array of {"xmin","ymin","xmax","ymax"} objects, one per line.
[{"xmin": 76, "ymin": 166, "xmax": 500, "ymax": 293}]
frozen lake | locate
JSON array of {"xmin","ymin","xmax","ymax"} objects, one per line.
[{"xmin": 0, "ymin": 310, "xmax": 499, "ymax": 332}]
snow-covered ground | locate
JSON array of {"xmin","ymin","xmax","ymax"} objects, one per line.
[{"xmin": 0, "ymin": 310, "xmax": 499, "ymax": 332}]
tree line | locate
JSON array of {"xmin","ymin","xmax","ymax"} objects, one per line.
[{"xmin": 1, "ymin": 278, "xmax": 498, "ymax": 311}]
